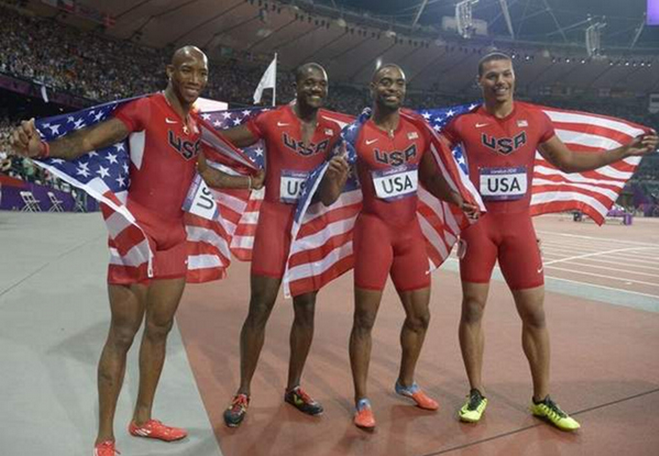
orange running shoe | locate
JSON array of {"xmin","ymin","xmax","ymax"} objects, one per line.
[
  {"xmin": 128, "ymin": 419, "xmax": 187, "ymax": 441},
  {"xmin": 395, "ymin": 382, "xmax": 439, "ymax": 411},
  {"xmin": 353, "ymin": 398, "xmax": 376, "ymax": 430},
  {"xmin": 93, "ymin": 440, "xmax": 119, "ymax": 456}
]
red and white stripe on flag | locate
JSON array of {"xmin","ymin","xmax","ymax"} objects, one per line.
[
  {"xmin": 282, "ymin": 111, "xmax": 484, "ymax": 297},
  {"xmin": 531, "ymin": 107, "xmax": 648, "ymax": 224}
]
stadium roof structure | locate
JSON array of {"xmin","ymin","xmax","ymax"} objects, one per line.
[{"xmin": 34, "ymin": 0, "xmax": 659, "ymax": 96}]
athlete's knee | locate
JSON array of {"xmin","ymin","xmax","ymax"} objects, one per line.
[
  {"xmin": 520, "ymin": 305, "xmax": 546, "ymax": 329},
  {"xmin": 144, "ymin": 317, "xmax": 174, "ymax": 343},
  {"xmin": 108, "ymin": 322, "xmax": 140, "ymax": 351},
  {"xmin": 353, "ymin": 308, "xmax": 377, "ymax": 332},
  {"xmin": 461, "ymin": 296, "xmax": 486, "ymax": 325},
  {"xmin": 405, "ymin": 311, "xmax": 430, "ymax": 333},
  {"xmin": 245, "ymin": 297, "xmax": 276, "ymax": 330},
  {"xmin": 293, "ymin": 299, "xmax": 316, "ymax": 328}
]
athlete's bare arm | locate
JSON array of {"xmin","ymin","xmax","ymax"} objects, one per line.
[
  {"xmin": 196, "ymin": 151, "xmax": 265, "ymax": 190},
  {"xmin": 538, "ymin": 131, "xmax": 658, "ymax": 173},
  {"xmin": 10, "ymin": 118, "xmax": 130, "ymax": 161},
  {"xmin": 319, "ymin": 143, "xmax": 349, "ymax": 206},
  {"xmin": 220, "ymin": 124, "xmax": 259, "ymax": 149},
  {"xmin": 419, "ymin": 149, "xmax": 479, "ymax": 219}
]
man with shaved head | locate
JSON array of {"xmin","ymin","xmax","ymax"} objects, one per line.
[
  {"xmin": 218, "ymin": 62, "xmax": 343, "ymax": 428},
  {"xmin": 10, "ymin": 45, "xmax": 263, "ymax": 456},
  {"xmin": 320, "ymin": 63, "xmax": 477, "ymax": 429}
]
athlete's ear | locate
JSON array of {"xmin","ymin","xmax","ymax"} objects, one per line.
[{"xmin": 165, "ymin": 64, "xmax": 174, "ymax": 81}]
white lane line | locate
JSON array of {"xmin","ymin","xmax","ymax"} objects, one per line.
[
  {"xmin": 543, "ymin": 247, "xmax": 659, "ymax": 266},
  {"xmin": 542, "ymin": 248, "xmax": 659, "ymax": 266},
  {"xmin": 536, "ymin": 230, "xmax": 658, "ymax": 247},
  {"xmin": 540, "ymin": 241, "xmax": 659, "ymax": 259},
  {"xmin": 545, "ymin": 266, "xmax": 659, "ymax": 287},
  {"xmin": 544, "ymin": 274, "xmax": 659, "ymax": 300},
  {"xmin": 545, "ymin": 261, "xmax": 659, "ymax": 278},
  {"xmin": 540, "ymin": 254, "xmax": 659, "ymax": 272},
  {"xmin": 444, "ymin": 258, "xmax": 659, "ymax": 300}
]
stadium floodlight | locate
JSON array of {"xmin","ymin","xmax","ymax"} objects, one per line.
[
  {"xmin": 456, "ymin": 0, "xmax": 479, "ymax": 39},
  {"xmin": 585, "ymin": 21, "xmax": 606, "ymax": 57}
]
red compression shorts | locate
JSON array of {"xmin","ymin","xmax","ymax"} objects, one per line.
[
  {"xmin": 250, "ymin": 200, "xmax": 295, "ymax": 278},
  {"xmin": 459, "ymin": 211, "xmax": 543, "ymax": 290},
  {"xmin": 107, "ymin": 199, "xmax": 188, "ymax": 285},
  {"xmin": 353, "ymin": 213, "xmax": 430, "ymax": 292}
]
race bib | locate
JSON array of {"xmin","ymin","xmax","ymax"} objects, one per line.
[
  {"xmin": 372, "ymin": 165, "xmax": 418, "ymax": 201},
  {"xmin": 479, "ymin": 166, "xmax": 527, "ymax": 201},
  {"xmin": 182, "ymin": 174, "xmax": 218, "ymax": 220},
  {"xmin": 280, "ymin": 170, "xmax": 309, "ymax": 204}
]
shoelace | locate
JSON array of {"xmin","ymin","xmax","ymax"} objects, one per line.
[
  {"xmin": 95, "ymin": 441, "xmax": 121, "ymax": 455},
  {"xmin": 230, "ymin": 395, "xmax": 248, "ymax": 413},
  {"xmin": 467, "ymin": 390, "xmax": 484, "ymax": 411},
  {"xmin": 293, "ymin": 387, "xmax": 314, "ymax": 404},
  {"xmin": 540, "ymin": 396, "xmax": 567, "ymax": 418}
]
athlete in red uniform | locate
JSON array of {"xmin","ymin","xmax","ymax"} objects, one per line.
[
  {"xmin": 10, "ymin": 46, "xmax": 262, "ymax": 456},
  {"xmin": 320, "ymin": 64, "xmax": 477, "ymax": 430},
  {"xmin": 219, "ymin": 63, "xmax": 343, "ymax": 427},
  {"xmin": 441, "ymin": 52, "xmax": 658, "ymax": 431}
]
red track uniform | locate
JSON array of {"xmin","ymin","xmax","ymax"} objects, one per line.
[
  {"xmin": 109, "ymin": 92, "xmax": 201, "ymax": 284},
  {"xmin": 246, "ymin": 104, "xmax": 341, "ymax": 278},
  {"xmin": 443, "ymin": 102, "xmax": 555, "ymax": 290},
  {"xmin": 353, "ymin": 117, "xmax": 430, "ymax": 292}
]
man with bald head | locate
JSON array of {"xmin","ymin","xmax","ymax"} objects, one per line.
[
  {"xmin": 10, "ymin": 46, "xmax": 262, "ymax": 456},
  {"xmin": 320, "ymin": 64, "xmax": 476, "ymax": 429},
  {"xmin": 218, "ymin": 62, "xmax": 343, "ymax": 427}
]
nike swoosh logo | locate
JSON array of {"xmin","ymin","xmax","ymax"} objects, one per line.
[
  {"xmin": 475, "ymin": 123, "xmax": 488, "ymax": 128},
  {"xmin": 277, "ymin": 122, "xmax": 290, "ymax": 127},
  {"xmin": 537, "ymin": 267, "xmax": 543, "ymax": 273},
  {"xmin": 165, "ymin": 118, "xmax": 178, "ymax": 124},
  {"xmin": 366, "ymin": 139, "xmax": 378, "ymax": 145}
]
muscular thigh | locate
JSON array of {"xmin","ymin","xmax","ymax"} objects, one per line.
[
  {"xmin": 353, "ymin": 214, "xmax": 393, "ymax": 291},
  {"xmin": 459, "ymin": 215, "xmax": 498, "ymax": 284},
  {"xmin": 390, "ymin": 220, "xmax": 431, "ymax": 292},
  {"xmin": 497, "ymin": 213, "xmax": 543, "ymax": 290},
  {"xmin": 251, "ymin": 202, "xmax": 294, "ymax": 278}
]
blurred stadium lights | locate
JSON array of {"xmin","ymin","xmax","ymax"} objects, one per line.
[
  {"xmin": 585, "ymin": 21, "xmax": 606, "ymax": 57},
  {"xmin": 456, "ymin": 0, "xmax": 478, "ymax": 39}
]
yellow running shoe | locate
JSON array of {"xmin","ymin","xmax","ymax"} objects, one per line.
[
  {"xmin": 530, "ymin": 396, "xmax": 581, "ymax": 431},
  {"xmin": 459, "ymin": 389, "xmax": 488, "ymax": 423}
]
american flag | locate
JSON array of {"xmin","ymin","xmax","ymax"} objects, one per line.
[
  {"xmin": 282, "ymin": 107, "xmax": 484, "ymax": 297},
  {"xmin": 32, "ymin": 100, "xmax": 648, "ymax": 288},
  {"xmin": 32, "ymin": 99, "xmax": 259, "ymax": 283},
  {"xmin": 419, "ymin": 103, "xmax": 650, "ymax": 224},
  {"xmin": 530, "ymin": 106, "xmax": 648, "ymax": 223}
]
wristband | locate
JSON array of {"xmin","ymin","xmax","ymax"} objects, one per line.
[{"xmin": 39, "ymin": 141, "xmax": 50, "ymax": 159}]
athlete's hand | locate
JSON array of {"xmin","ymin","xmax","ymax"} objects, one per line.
[
  {"xmin": 461, "ymin": 201, "xmax": 480, "ymax": 221},
  {"xmin": 451, "ymin": 191, "xmax": 479, "ymax": 220},
  {"xmin": 326, "ymin": 143, "xmax": 350, "ymax": 184},
  {"xmin": 10, "ymin": 119, "xmax": 44, "ymax": 158},
  {"xmin": 251, "ymin": 169, "xmax": 265, "ymax": 190},
  {"xmin": 625, "ymin": 131, "xmax": 658, "ymax": 156},
  {"xmin": 196, "ymin": 150, "xmax": 209, "ymax": 174}
]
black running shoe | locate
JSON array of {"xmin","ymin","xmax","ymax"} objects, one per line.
[{"xmin": 284, "ymin": 386, "xmax": 323, "ymax": 416}]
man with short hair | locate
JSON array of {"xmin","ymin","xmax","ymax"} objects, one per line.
[
  {"xmin": 219, "ymin": 63, "xmax": 344, "ymax": 427},
  {"xmin": 441, "ymin": 52, "xmax": 658, "ymax": 431},
  {"xmin": 11, "ymin": 46, "xmax": 263, "ymax": 456},
  {"xmin": 320, "ymin": 64, "xmax": 477, "ymax": 430}
]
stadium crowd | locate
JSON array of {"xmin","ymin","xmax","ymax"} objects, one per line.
[{"xmin": 1, "ymin": 2, "xmax": 658, "ymax": 187}]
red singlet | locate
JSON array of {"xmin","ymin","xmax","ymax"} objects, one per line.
[
  {"xmin": 352, "ymin": 116, "xmax": 431, "ymax": 292},
  {"xmin": 245, "ymin": 104, "xmax": 341, "ymax": 279},
  {"xmin": 443, "ymin": 102, "xmax": 555, "ymax": 289},
  {"xmin": 108, "ymin": 92, "xmax": 201, "ymax": 284}
]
